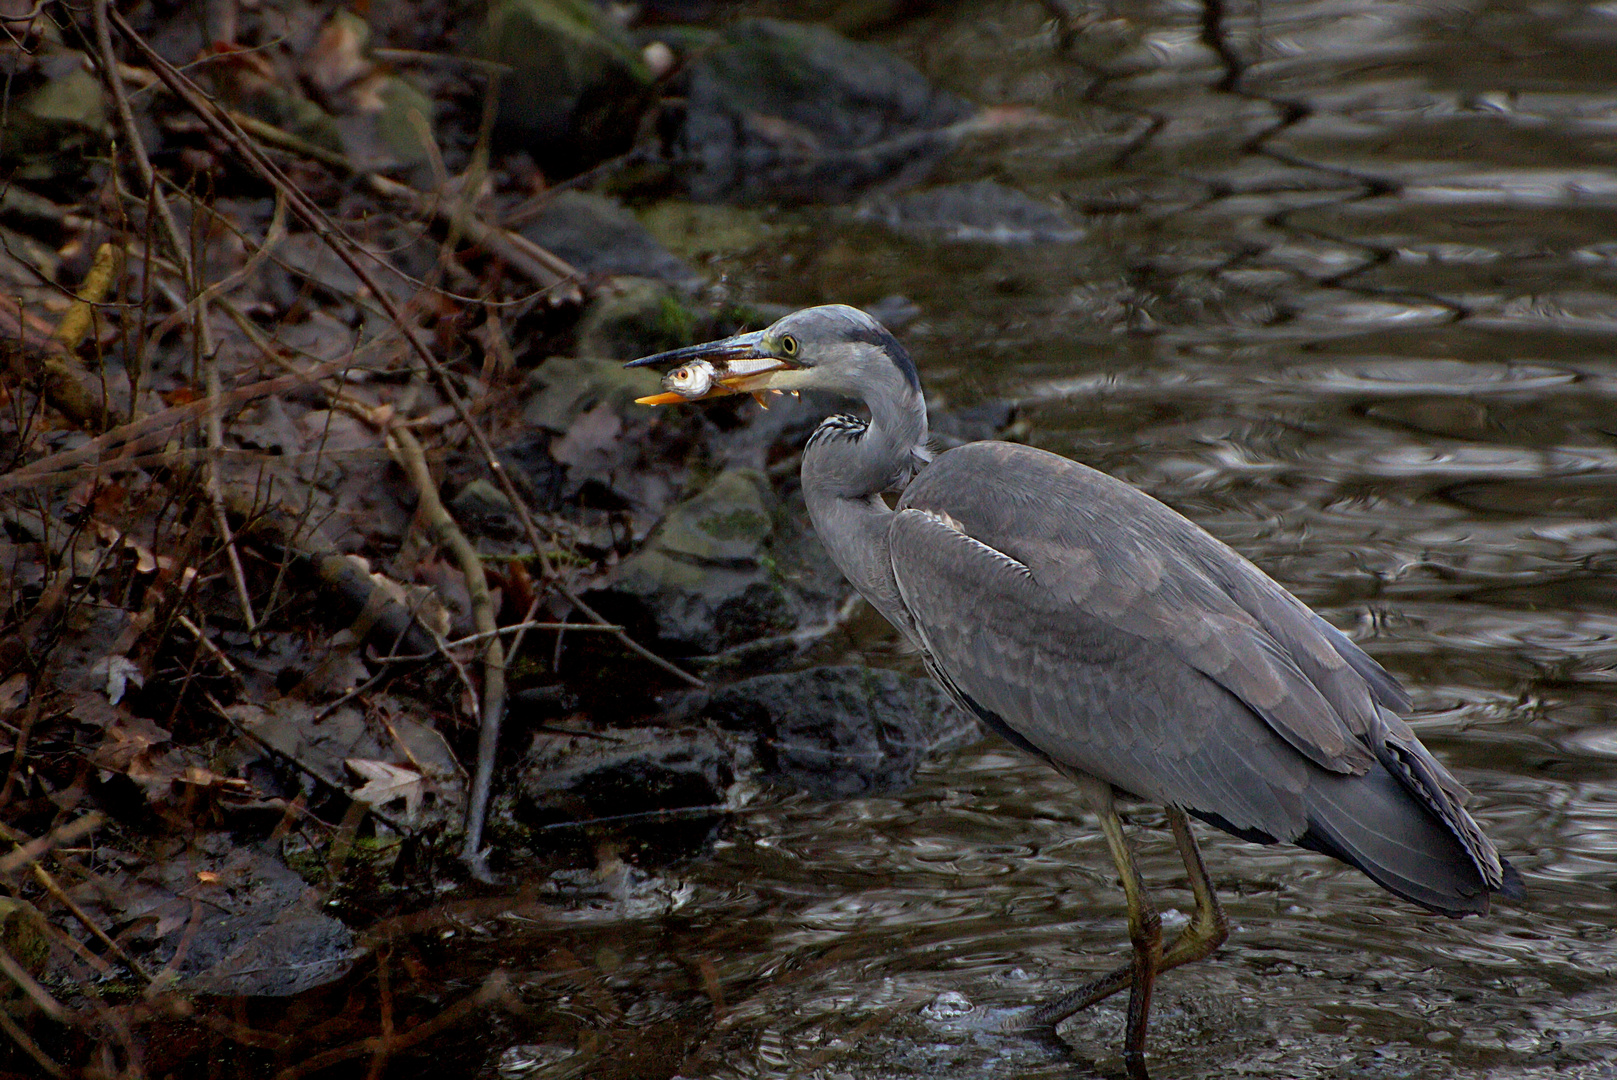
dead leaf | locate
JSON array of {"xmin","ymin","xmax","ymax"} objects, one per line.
[
  {"xmin": 85, "ymin": 703, "xmax": 180, "ymax": 800},
  {"xmin": 92, "ymin": 520, "xmax": 165, "ymax": 574},
  {"xmin": 92, "ymin": 655, "xmax": 144, "ymax": 705},
  {"xmin": 179, "ymin": 765, "xmax": 250, "ymax": 793},
  {"xmin": 345, "ymin": 758, "xmax": 426, "ymax": 820},
  {"xmin": 0, "ymin": 673, "xmax": 27, "ymax": 713}
]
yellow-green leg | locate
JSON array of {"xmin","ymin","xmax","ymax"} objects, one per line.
[
  {"xmin": 1022, "ymin": 807, "xmax": 1229, "ymax": 1078},
  {"xmin": 1102, "ymin": 803, "xmax": 1162, "ymax": 1079}
]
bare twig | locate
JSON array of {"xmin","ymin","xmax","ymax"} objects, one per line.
[
  {"xmin": 0, "ymin": 1008, "xmax": 65, "ymax": 1078},
  {"xmin": 0, "ymin": 354, "xmax": 372, "ymax": 494},
  {"xmin": 272, "ymin": 970, "xmax": 510, "ymax": 1080},
  {"xmin": 0, "ymin": 813, "xmax": 106, "ymax": 876},
  {"xmin": 29, "ymin": 862, "xmax": 155, "ymax": 984},
  {"xmin": 441, "ymin": 619, "xmax": 622, "ymax": 650},
  {"xmin": 366, "ymin": 174, "xmax": 581, "ymax": 295},
  {"xmin": 107, "ymin": 13, "xmax": 704, "ymax": 879},
  {"xmin": 109, "ymin": 10, "xmax": 698, "ymax": 699},
  {"xmin": 385, "ymin": 427, "xmax": 504, "ymax": 875}
]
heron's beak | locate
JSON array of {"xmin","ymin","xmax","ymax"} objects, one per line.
[{"xmin": 625, "ymin": 331, "xmax": 802, "ymax": 406}]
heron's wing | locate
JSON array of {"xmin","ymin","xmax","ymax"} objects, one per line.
[
  {"xmin": 893, "ymin": 442, "xmax": 1401, "ymax": 782},
  {"xmin": 887, "ymin": 504, "xmax": 1317, "ymax": 835}
]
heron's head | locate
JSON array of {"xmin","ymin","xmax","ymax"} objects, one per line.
[{"xmin": 626, "ymin": 305, "xmax": 920, "ymax": 406}]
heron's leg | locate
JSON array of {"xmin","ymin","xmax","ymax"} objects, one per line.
[
  {"xmin": 1095, "ymin": 805, "xmax": 1161, "ymax": 1079},
  {"xmin": 1162, "ymin": 807, "xmax": 1228, "ymax": 969},
  {"xmin": 1022, "ymin": 808, "xmax": 1226, "ymax": 1030}
]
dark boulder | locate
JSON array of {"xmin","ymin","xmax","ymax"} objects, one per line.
[
  {"xmin": 517, "ymin": 727, "xmax": 733, "ymax": 865},
  {"xmin": 587, "ymin": 468, "xmax": 822, "ymax": 654},
  {"xmin": 668, "ymin": 665, "xmax": 980, "ymax": 798}
]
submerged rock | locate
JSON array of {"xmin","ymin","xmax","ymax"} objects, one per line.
[
  {"xmin": 667, "ymin": 18, "xmax": 977, "ymax": 204},
  {"xmin": 66, "ymin": 836, "xmax": 355, "ymax": 997},
  {"xmin": 517, "ymin": 727, "xmax": 733, "ymax": 864},
  {"xmin": 667, "ymin": 665, "xmax": 980, "ymax": 798},
  {"xmin": 481, "ymin": 0, "xmax": 654, "ymax": 177},
  {"xmin": 855, "ymin": 180, "xmax": 1085, "ymax": 244}
]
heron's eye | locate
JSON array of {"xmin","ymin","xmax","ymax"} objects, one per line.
[{"xmin": 779, "ymin": 334, "xmax": 800, "ymax": 358}]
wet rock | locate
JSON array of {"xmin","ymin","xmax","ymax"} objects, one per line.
[
  {"xmin": 447, "ymin": 477, "xmax": 519, "ymax": 533},
  {"xmin": 638, "ymin": 201, "xmax": 784, "ymax": 263},
  {"xmin": 496, "ymin": 435, "xmax": 567, "ymax": 513},
  {"xmin": 522, "ymin": 191, "xmax": 704, "ymax": 292},
  {"xmin": 517, "ymin": 727, "xmax": 733, "ymax": 864},
  {"xmin": 929, "ymin": 398, "xmax": 1020, "ymax": 451},
  {"xmin": 340, "ymin": 73, "xmax": 437, "ymax": 174},
  {"xmin": 855, "ymin": 180, "xmax": 1085, "ymax": 244},
  {"xmin": 481, "ymin": 0, "xmax": 654, "ymax": 178},
  {"xmin": 820, "ymin": 0, "xmax": 950, "ymax": 34},
  {"xmin": 668, "ymin": 665, "xmax": 980, "ymax": 798},
  {"xmin": 0, "ymin": 899, "xmax": 50, "ymax": 995},
  {"xmin": 588, "ymin": 468, "xmax": 810, "ymax": 654},
  {"xmin": 704, "ymin": 390, "xmax": 839, "ymax": 472},
  {"xmin": 524, "ymin": 353, "xmax": 662, "ymax": 434},
  {"xmin": 68, "ymin": 836, "xmax": 355, "ymax": 997},
  {"xmin": 668, "ymin": 18, "xmax": 977, "ymax": 204}
]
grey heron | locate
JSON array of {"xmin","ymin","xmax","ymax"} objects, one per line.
[{"xmin": 627, "ymin": 304, "xmax": 1519, "ymax": 1078}]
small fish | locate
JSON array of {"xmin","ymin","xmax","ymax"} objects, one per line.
[{"xmin": 663, "ymin": 359, "xmax": 721, "ymax": 398}]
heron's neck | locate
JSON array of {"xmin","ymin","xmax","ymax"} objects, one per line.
[
  {"xmin": 799, "ymin": 377, "xmax": 928, "ymax": 641},
  {"xmin": 803, "ymin": 377, "xmax": 928, "ymax": 500}
]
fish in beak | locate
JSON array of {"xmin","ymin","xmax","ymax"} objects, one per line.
[{"xmin": 626, "ymin": 331, "xmax": 802, "ymax": 406}]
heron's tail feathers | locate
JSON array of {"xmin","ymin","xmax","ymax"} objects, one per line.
[{"xmin": 1296, "ymin": 718, "xmax": 1520, "ymax": 917}]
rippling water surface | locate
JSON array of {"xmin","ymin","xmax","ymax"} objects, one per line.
[{"xmin": 462, "ymin": 3, "xmax": 1617, "ymax": 1077}]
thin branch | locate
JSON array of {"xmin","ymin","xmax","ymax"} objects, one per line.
[
  {"xmin": 385, "ymin": 426, "xmax": 504, "ymax": 876},
  {"xmin": 30, "ymin": 862, "xmax": 155, "ymax": 984},
  {"xmin": 0, "ymin": 813, "xmax": 106, "ymax": 876},
  {"xmin": 94, "ymin": 0, "xmax": 258, "ymax": 641}
]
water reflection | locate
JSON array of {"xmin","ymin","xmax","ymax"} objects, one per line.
[{"xmin": 472, "ymin": 0, "xmax": 1617, "ymax": 1076}]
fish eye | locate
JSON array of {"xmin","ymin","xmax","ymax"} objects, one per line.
[{"xmin": 779, "ymin": 334, "xmax": 800, "ymax": 357}]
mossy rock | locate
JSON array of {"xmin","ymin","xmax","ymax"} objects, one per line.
[
  {"xmin": 481, "ymin": 0, "xmax": 654, "ymax": 177},
  {"xmin": 574, "ymin": 278, "xmax": 698, "ymax": 360}
]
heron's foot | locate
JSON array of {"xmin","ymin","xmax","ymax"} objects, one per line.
[
  {"xmin": 1016, "ymin": 897, "xmax": 1231, "ymax": 1032},
  {"xmin": 1016, "ymin": 961, "xmax": 1133, "ymax": 1031}
]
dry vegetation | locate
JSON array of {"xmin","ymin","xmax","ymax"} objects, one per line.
[{"xmin": 0, "ymin": 1, "xmax": 709, "ymax": 1071}]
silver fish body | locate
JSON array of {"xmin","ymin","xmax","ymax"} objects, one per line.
[{"xmin": 663, "ymin": 359, "xmax": 720, "ymax": 398}]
